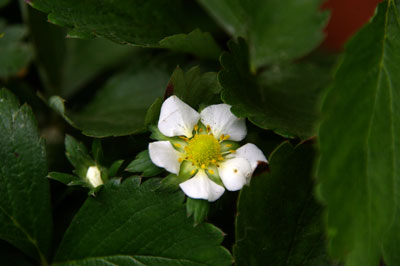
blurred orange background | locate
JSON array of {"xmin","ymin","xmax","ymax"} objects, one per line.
[{"xmin": 322, "ymin": 0, "xmax": 382, "ymax": 51}]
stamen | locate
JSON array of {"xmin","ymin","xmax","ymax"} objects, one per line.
[
  {"xmin": 208, "ymin": 169, "xmax": 215, "ymax": 175},
  {"xmin": 194, "ymin": 125, "xmax": 199, "ymax": 131},
  {"xmin": 190, "ymin": 169, "xmax": 196, "ymax": 175},
  {"xmin": 220, "ymin": 134, "xmax": 225, "ymax": 141},
  {"xmin": 234, "ymin": 169, "xmax": 238, "ymax": 173},
  {"xmin": 183, "ymin": 131, "xmax": 223, "ymax": 168},
  {"xmin": 206, "ymin": 125, "xmax": 211, "ymax": 133},
  {"xmin": 199, "ymin": 128, "xmax": 203, "ymax": 132},
  {"xmin": 223, "ymin": 135, "xmax": 230, "ymax": 140},
  {"xmin": 179, "ymin": 136, "xmax": 189, "ymax": 142},
  {"xmin": 225, "ymin": 144, "xmax": 232, "ymax": 148},
  {"xmin": 229, "ymin": 150, "xmax": 236, "ymax": 153},
  {"xmin": 174, "ymin": 143, "xmax": 181, "ymax": 148},
  {"xmin": 178, "ymin": 158, "xmax": 183, "ymax": 163}
]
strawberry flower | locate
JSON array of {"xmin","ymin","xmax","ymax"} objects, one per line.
[{"xmin": 149, "ymin": 96, "xmax": 267, "ymax": 202}]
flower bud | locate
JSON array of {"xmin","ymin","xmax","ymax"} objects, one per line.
[{"xmin": 86, "ymin": 166, "xmax": 103, "ymax": 188}]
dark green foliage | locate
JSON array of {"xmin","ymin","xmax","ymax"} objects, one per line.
[
  {"xmin": 29, "ymin": 0, "xmax": 219, "ymax": 58},
  {"xmin": 53, "ymin": 178, "xmax": 232, "ymax": 266},
  {"xmin": 49, "ymin": 58, "xmax": 171, "ymax": 137},
  {"xmin": 1, "ymin": 0, "xmax": 397, "ymax": 265},
  {"xmin": 317, "ymin": 1, "xmax": 400, "ymax": 265},
  {"xmin": 0, "ymin": 89, "xmax": 52, "ymax": 263},
  {"xmin": 220, "ymin": 39, "xmax": 332, "ymax": 138},
  {"xmin": 197, "ymin": 0, "xmax": 328, "ymax": 68},
  {"xmin": 235, "ymin": 141, "xmax": 332, "ymax": 266},
  {"xmin": 0, "ymin": 21, "xmax": 33, "ymax": 79},
  {"xmin": 169, "ymin": 66, "xmax": 222, "ymax": 109}
]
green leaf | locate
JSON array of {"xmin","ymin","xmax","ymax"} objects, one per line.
[
  {"xmin": 169, "ymin": 66, "xmax": 222, "ymax": 109},
  {"xmin": 317, "ymin": 1, "xmax": 400, "ymax": 265},
  {"xmin": 30, "ymin": 0, "xmax": 186, "ymax": 44},
  {"xmin": 159, "ymin": 29, "xmax": 221, "ymax": 60},
  {"xmin": 49, "ymin": 58, "xmax": 172, "ymax": 137},
  {"xmin": 60, "ymin": 38, "xmax": 137, "ymax": 98},
  {"xmin": 220, "ymin": 38, "xmax": 333, "ymax": 139},
  {"xmin": 0, "ymin": 89, "xmax": 52, "ymax": 263},
  {"xmin": 235, "ymin": 141, "xmax": 331, "ymax": 266},
  {"xmin": 91, "ymin": 139, "xmax": 104, "ymax": 164},
  {"xmin": 24, "ymin": 5, "xmax": 137, "ymax": 97},
  {"xmin": 108, "ymin": 160, "xmax": 124, "ymax": 178},
  {"xmin": 197, "ymin": 0, "xmax": 328, "ymax": 68},
  {"xmin": 186, "ymin": 198, "xmax": 209, "ymax": 226},
  {"xmin": 126, "ymin": 150, "xmax": 163, "ymax": 177},
  {"xmin": 53, "ymin": 254, "xmax": 221, "ymax": 266},
  {"xmin": 29, "ymin": 1, "xmax": 220, "ymax": 58},
  {"xmin": 53, "ymin": 178, "xmax": 232, "ymax": 265},
  {"xmin": 0, "ymin": 22, "xmax": 33, "ymax": 79}
]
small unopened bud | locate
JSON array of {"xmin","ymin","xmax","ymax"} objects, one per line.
[{"xmin": 86, "ymin": 166, "xmax": 103, "ymax": 188}]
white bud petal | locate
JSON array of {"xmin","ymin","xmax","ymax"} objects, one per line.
[{"xmin": 86, "ymin": 166, "xmax": 103, "ymax": 188}]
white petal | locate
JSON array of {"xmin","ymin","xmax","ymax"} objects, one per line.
[
  {"xmin": 236, "ymin": 143, "xmax": 268, "ymax": 176},
  {"xmin": 158, "ymin": 95, "xmax": 200, "ymax": 138},
  {"xmin": 200, "ymin": 104, "xmax": 246, "ymax": 141},
  {"xmin": 179, "ymin": 170, "xmax": 225, "ymax": 202},
  {"xmin": 218, "ymin": 157, "xmax": 252, "ymax": 191},
  {"xmin": 86, "ymin": 166, "xmax": 103, "ymax": 188},
  {"xmin": 148, "ymin": 141, "xmax": 182, "ymax": 174}
]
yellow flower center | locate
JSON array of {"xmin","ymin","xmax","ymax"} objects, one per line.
[{"xmin": 185, "ymin": 134, "xmax": 221, "ymax": 168}]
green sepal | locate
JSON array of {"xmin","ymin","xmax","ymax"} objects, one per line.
[
  {"xmin": 88, "ymin": 184, "xmax": 103, "ymax": 197},
  {"xmin": 149, "ymin": 124, "xmax": 169, "ymax": 141},
  {"xmin": 186, "ymin": 197, "xmax": 209, "ymax": 226},
  {"xmin": 65, "ymin": 135, "xmax": 95, "ymax": 179},
  {"xmin": 98, "ymin": 165, "xmax": 109, "ymax": 184},
  {"xmin": 156, "ymin": 174, "xmax": 184, "ymax": 192},
  {"xmin": 108, "ymin": 160, "xmax": 124, "ymax": 178},
  {"xmin": 205, "ymin": 165, "xmax": 224, "ymax": 187},
  {"xmin": 178, "ymin": 160, "xmax": 197, "ymax": 180},
  {"xmin": 48, "ymin": 172, "xmax": 90, "ymax": 188},
  {"xmin": 148, "ymin": 124, "xmax": 187, "ymax": 148},
  {"xmin": 196, "ymin": 121, "xmax": 207, "ymax": 134},
  {"xmin": 220, "ymin": 140, "xmax": 240, "ymax": 153},
  {"xmin": 144, "ymin": 97, "xmax": 163, "ymax": 127},
  {"xmin": 125, "ymin": 150, "xmax": 163, "ymax": 177},
  {"xmin": 62, "ymin": 135, "xmax": 112, "ymax": 191},
  {"xmin": 48, "ymin": 172, "xmax": 81, "ymax": 185},
  {"xmin": 91, "ymin": 138, "xmax": 104, "ymax": 164},
  {"xmin": 108, "ymin": 177, "xmax": 123, "ymax": 188},
  {"xmin": 69, "ymin": 180, "xmax": 88, "ymax": 187}
]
